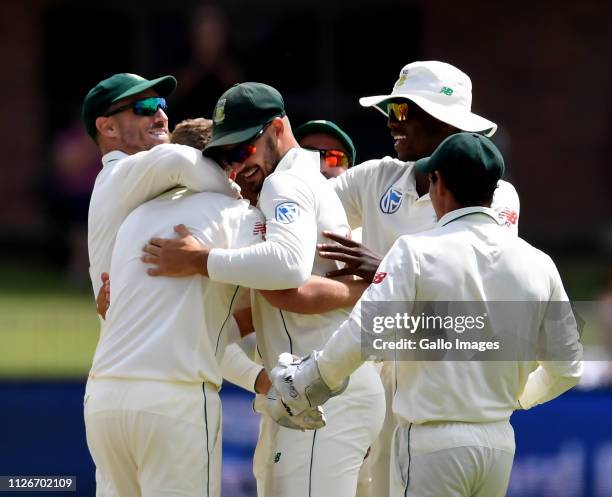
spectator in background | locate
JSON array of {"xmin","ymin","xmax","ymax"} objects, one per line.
[
  {"xmin": 43, "ymin": 115, "xmax": 100, "ymax": 283},
  {"xmin": 294, "ymin": 120, "xmax": 356, "ymax": 179},
  {"xmin": 579, "ymin": 265, "xmax": 612, "ymax": 389},
  {"xmin": 172, "ymin": 5, "xmax": 242, "ymax": 122}
]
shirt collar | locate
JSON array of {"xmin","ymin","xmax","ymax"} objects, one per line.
[
  {"xmin": 101, "ymin": 150, "xmax": 129, "ymax": 168},
  {"xmin": 437, "ymin": 206, "xmax": 501, "ymax": 227},
  {"xmin": 275, "ymin": 147, "xmax": 318, "ymax": 173}
]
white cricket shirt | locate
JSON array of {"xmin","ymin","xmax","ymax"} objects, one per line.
[
  {"xmin": 318, "ymin": 207, "xmax": 583, "ymax": 424},
  {"xmin": 88, "ymin": 144, "xmax": 238, "ymax": 298},
  {"xmin": 89, "ymin": 189, "xmax": 265, "ymax": 387},
  {"xmin": 208, "ymin": 148, "xmax": 353, "ymax": 370},
  {"xmin": 331, "ymin": 156, "xmax": 520, "ymax": 254}
]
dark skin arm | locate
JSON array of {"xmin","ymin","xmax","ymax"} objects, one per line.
[
  {"xmin": 317, "ymin": 231, "xmax": 383, "ymax": 283},
  {"xmin": 96, "ymin": 272, "xmax": 110, "ymax": 319}
]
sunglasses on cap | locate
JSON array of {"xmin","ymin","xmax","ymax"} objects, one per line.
[
  {"xmin": 387, "ymin": 102, "xmax": 409, "ymax": 122},
  {"xmin": 305, "ymin": 148, "xmax": 351, "ymax": 168},
  {"xmin": 103, "ymin": 96, "xmax": 168, "ymax": 117},
  {"xmin": 217, "ymin": 121, "xmax": 272, "ymax": 167}
]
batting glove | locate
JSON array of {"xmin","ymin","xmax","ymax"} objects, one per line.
[
  {"xmin": 253, "ymin": 387, "xmax": 326, "ymax": 431},
  {"xmin": 270, "ymin": 351, "xmax": 349, "ymax": 416}
]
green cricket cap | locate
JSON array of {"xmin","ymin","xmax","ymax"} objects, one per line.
[
  {"xmin": 81, "ymin": 73, "xmax": 177, "ymax": 138},
  {"xmin": 204, "ymin": 82, "xmax": 286, "ymax": 152},
  {"xmin": 415, "ymin": 132, "xmax": 505, "ymax": 181},
  {"xmin": 293, "ymin": 120, "xmax": 357, "ymax": 167}
]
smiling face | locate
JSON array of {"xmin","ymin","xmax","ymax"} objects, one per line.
[
  {"xmin": 222, "ymin": 124, "xmax": 281, "ymax": 195},
  {"xmin": 101, "ymin": 89, "xmax": 170, "ymax": 154},
  {"xmin": 386, "ymin": 99, "xmax": 457, "ymax": 162}
]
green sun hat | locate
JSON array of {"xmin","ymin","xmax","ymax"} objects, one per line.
[
  {"xmin": 204, "ymin": 82, "xmax": 286, "ymax": 152},
  {"xmin": 82, "ymin": 73, "xmax": 177, "ymax": 138},
  {"xmin": 294, "ymin": 120, "xmax": 357, "ymax": 167}
]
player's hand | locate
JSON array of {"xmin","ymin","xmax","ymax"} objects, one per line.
[
  {"xmin": 96, "ymin": 272, "xmax": 110, "ymax": 319},
  {"xmin": 318, "ymin": 231, "xmax": 382, "ymax": 283},
  {"xmin": 253, "ymin": 388, "xmax": 326, "ymax": 431},
  {"xmin": 271, "ymin": 352, "xmax": 348, "ymax": 416},
  {"xmin": 142, "ymin": 224, "xmax": 210, "ymax": 277}
]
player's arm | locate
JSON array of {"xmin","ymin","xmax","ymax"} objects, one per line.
[
  {"xmin": 143, "ymin": 174, "xmax": 318, "ymax": 290},
  {"xmin": 258, "ymin": 275, "xmax": 369, "ymax": 314},
  {"xmin": 116, "ymin": 143, "xmax": 238, "ymax": 212},
  {"xmin": 518, "ymin": 258, "xmax": 583, "ymax": 409},
  {"xmin": 221, "ymin": 342, "xmax": 270, "ymax": 394},
  {"xmin": 271, "ymin": 237, "xmax": 417, "ymax": 413}
]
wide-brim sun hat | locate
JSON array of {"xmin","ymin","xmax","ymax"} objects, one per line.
[{"xmin": 359, "ymin": 61, "xmax": 497, "ymax": 137}]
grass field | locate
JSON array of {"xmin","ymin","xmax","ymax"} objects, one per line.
[
  {"xmin": 0, "ymin": 264, "xmax": 99, "ymax": 378},
  {"xmin": 0, "ymin": 255, "xmax": 608, "ymax": 378}
]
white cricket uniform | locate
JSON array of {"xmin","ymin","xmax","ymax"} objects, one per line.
[
  {"xmin": 88, "ymin": 144, "xmax": 263, "ymax": 392},
  {"xmin": 316, "ymin": 207, "xmax": 583, "ymax": 497},
  {"xmin": 330, "ymin": 156, "xmax": 520, "ymax": 497},
  {"xmin": 207, "ymin": 148, "xmax": 385, "ymax": 497},
  {"xmin": 85, "ymin": 189, "xmax": 265, "ymax": 497}
]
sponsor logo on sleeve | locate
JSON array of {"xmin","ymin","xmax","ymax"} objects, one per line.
[
  {"xmin": 373, "ymin": 272, "xmax": 388, "ymax": 284},
  {"xmin": 380, "ymin": 186, "xmax": 404, "ymax": 214},
  {"xmin": 275, "ymin": 202, "xmax": 299, "ymax": 224},
  {"xmin": 498, "ymin": 208, "xmax": 518, "ymax": 227},
  {"xmin": 252, "ymin": 221, "xmax": 266, "ymax": 236}
]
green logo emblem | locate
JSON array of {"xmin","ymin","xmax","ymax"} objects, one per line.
[
  {"xmin": 440, "ymin": 87, "xmax": 454, "ymax": 96},
  {"xmin": 213, "ymin": 99, "xmax": 226, "ymax": 124},
  {"xmin": 274, "ymin": 452, "xmax": 281, "ymax": 463},
  {"xmin": 394, "ymin": 75, "xmax": 407, "ymax": 88}
]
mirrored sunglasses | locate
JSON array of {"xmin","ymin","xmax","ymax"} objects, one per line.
[
  {"xmin": 104, "ymin": 96, "xmax": 168, "ymax": 117},
  {"xmin": 387, "ymin": 102, "xmax": 409, "ymax": 122},
  {"xmin": 306, "ymin": 148, "xmax": 350, "ymax": 168},
  {"xmin": 217, "ymin": 122, "xmax": 271, "ymax": 167}
]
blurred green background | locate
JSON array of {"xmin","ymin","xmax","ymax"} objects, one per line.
[{"xmin": 0, "ymin": 255, "xmax": 608, "ymax": 379}]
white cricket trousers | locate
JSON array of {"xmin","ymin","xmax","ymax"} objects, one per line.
[
  {"xmin": 356, "ymin": 361, "xmax": 394, "ymax": 497},
  {"xmin": 390, "ymin": 419, "xmax": 515, "ymax": 497},
  {"xmin": 255, "ymin": 362, "xmax": 385, "ymax": 497},
  {"xmin": 84, "ymin": 378, "xmax": 221, "ymax": 497}
]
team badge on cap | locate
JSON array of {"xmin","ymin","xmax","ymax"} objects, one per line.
[
  {"xmin": 275, "ymin": 202, "xmax": 299, "ymax": 224},
  {"xmin": 380, "ymin": 186, "xmax": 404, "ymax": 214},
  {"xmin": 213, "ymin": 99, "xmax": 226, "ymax": 124}
]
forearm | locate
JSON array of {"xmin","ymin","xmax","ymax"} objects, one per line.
[
  {"xmin": 208, "ymin": 241, "xmax": 312, "ymax": 290},
  {"xmin": 259, "ymin": 275, "xmax": 368, "ymax": 314},
  {"xmin": 518, "ymin": 361, "xmax": 583, "ymax": 409},
  {"xmin": 317, "ymin": 316, "xmax": 364, "ymax": 390},
  {"xmin": 220, "ymin": 343, "xmax": 264, "ymax": 394}
]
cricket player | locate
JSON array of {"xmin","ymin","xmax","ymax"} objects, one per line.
[
  {"xmin": 142, "ymin": 82, "xmax": 385, "ymax": 497},
  {"xmin": 272, "ymin": 132, "xmax": 583, "ymax": 497},
  {"xmin": 317, "ymin": 61, "xmax": 521, "ymax": 497},
  {"xmin": 83, "ymin": 75, "xmax": 306, "ymax": 496},
  {"xmin": 294, "ymin": 119, "xmax": 357, "ymax": 179}
]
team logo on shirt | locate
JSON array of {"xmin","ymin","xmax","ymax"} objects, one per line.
[
  {"xmin": 498, "ymin": 208, "xmax": 518, "ymax": 227},
  {"xmin": 275, "ymin": 202, "xmax": 299, "ymax": 224},
  {"xmin": 380, "ymin": 186, "xmax": 404, "ymax": 214}
]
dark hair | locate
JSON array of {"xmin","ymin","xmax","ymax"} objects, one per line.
[{"xmin": 432, "ymin": 157, "xmax": 498, "ymax": 206}]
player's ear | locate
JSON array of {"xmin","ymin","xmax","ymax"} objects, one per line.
[
  {"xmin": 271, "ymin": 116, "xmax": 285, "ymax": 137},
  {"xmin": 96, "ymin": 116, "xmax": 119, "ymax": 139},
  {"xmin": 431, "ymin": 171, "xmax": 446, "ymax": 197}
]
